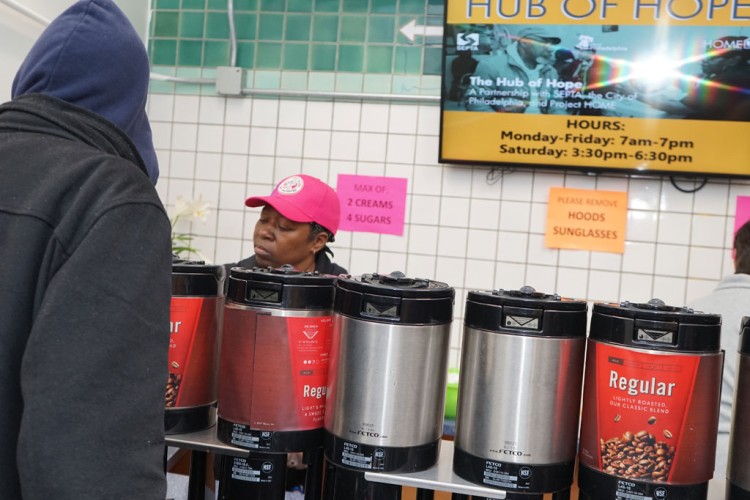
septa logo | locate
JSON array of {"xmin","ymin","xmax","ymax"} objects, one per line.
[{"xmin": 456, "ymin": 32, "xmax": 479, "ymax": 51}]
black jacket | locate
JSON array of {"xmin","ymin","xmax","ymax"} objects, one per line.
[{"xmin": 0, "ymin": 94, "xmax": 171, "ymax": 498}]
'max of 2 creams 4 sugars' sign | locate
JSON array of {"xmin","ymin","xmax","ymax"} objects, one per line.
[{"xmin": 337, "ymin": 174, "xmax": 408, "ymax": 236}]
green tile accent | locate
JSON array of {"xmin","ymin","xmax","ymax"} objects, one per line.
[
  {"xmin": 338, "ymin": 44, "xmax": 364, "ymax": 72},
  {"xmin": 234, "ymin": 13, "xmax": 257, "ymax": 40},
  {"xmin": 363, "ymin": 73, "xmax": 392, "ymax": 93},
  {"xmin": 261, "ymin": 0, "xmax": 286, "ymax": 12},
  {"xmin": 421, "ymin": 75, "xmax": 441, "ymax": 96},
  {"xmin": 178, "ymin": 40, "xmax": 204, "ymax": 66},
  {"xmin": 153, "ymin": 11, "xmax": 179, "ymax": 37},
  {"xmin": 399, "ymin": 0, "xmax": 425, "ymax": 14},
  {"xmin": 392, "ymin": 75, "xmax": 422, "ymax": 94},
  {"xmin": 312, "ymin": 15, "xmax": 338, "ymax": 42},
  {"xmin": 394, "ymin": 45, "xmax": 422, "ymax": 74},
  {"xmin": 342, "ymin": 0, "xmax": 367, "ymax": 13},
  {"xmin": 281, "ymin": 71, "xmax": 309, "ymax": 90},
  {"xmin": 147, "ymin": 0, "xmax": 447, "ymax": 96},
  {"xmin": 176, "ymin": 67, "xmax": 205, "ymax": 95},
  {"xmin": 367, "ymin": 16, "xmax": 395, "ymax": 43},
  {"xmin": 426, "ymin": 2, "xmax": 442, "ymax": 14},
  {"xmin": 234, "ymin": 0, "xmax": 258, "ymax": 10},
  {"xmin": 254, "ymin": 70, "xmax": 282, "ymax": 89},
  {"xmin": 149, "ymin": 66, "xmax": 177, "ymax": 94},
  {"xmin": 201, "ymin": 68, "xmax": 219, "ymax": 95},
  {"xmin": 335, "ymin": 73, "xmax": 364, "ymax": 92},
  {"xmin": 423, "ymin": 46, "xmax": 442, "ymax": 75},
  {"xmin": 204, "ymin": 40, "xmax": 230, "ymax": 66},
  {"xmin": 283, "ymin": 44, "xmax": 309, "ymax": 70},
  {"xmin": 259, "ymin": 14, "xmax": 284, "ymax": 40},
  {"xmin": 372, "ymin": 0, "xmax": 397, "ymax": 13},
  {"xmin": 156, "ymin": 0, "xmax": 180, "ymax": 8},
  {"xmin": 180, "ymin": 12, "xmax": 205, "ymax": 38},
  {"xmin": 205, "ymin": 12, "xmax": 230, "ymax": 38},
  {"xmin": 311, "ymin": 44, "xmax": 336, "ymax": 71},
  {"xmin": 256, "ymin": 42, "xmax": 283, "ymax": 69},
  {"xmin": 287, "ymin": 0, "xmax": 313, "ymax": 12},
  {"xmin": 181, "ymin": 0, "xmax": 205, "ymax": 9},
  {"xmin": 151, "ymin": 39, "xmax": 178, "ymax": 65},
  {"xmin": 340, "ymin": 15, "xmax": 366, "ymax": 42},
  {"xmin": 286, "ymin": 14, "xmax": 312, "ymax": 41},
  {"xmin": 308, "ymin": 72, "xmax": 336, "ymax": 91},
  {"xmin": 314, "ymin": 0, "xmax": 340, "ymax": 12},
  {"xmin": 236, "ymin": 41, "xmax": 256, "ymax": 67},
  {"xmin": 366, "ymin": 45, "xmax": 393, "ymax": 73}
]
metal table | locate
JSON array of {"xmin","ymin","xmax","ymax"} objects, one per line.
[
  {"xmin": 166, "ymin": 425, "xmax": 249, "ymax": 500},
  {"xmin": 365, "ymin": 441, "xmax": 506, "ymax": 499},
  {"xmin": 167, "ymin": 431, "xmax": 729, "ymax": 500},
  {"xmin": 365, "ymin": 440, "xmax": 729, "ymax": 500}
]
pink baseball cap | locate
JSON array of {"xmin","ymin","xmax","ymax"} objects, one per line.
[{"xmin": 245, "ymin": 174, "xmax": 341, "ymax": 235}]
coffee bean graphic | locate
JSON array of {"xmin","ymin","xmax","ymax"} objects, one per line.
[
  {"xmin": 165, "ymin": 372, "xmax": 182, "ymax": 407},
  {"xmin": 600, "ymin": 429, "xmax": 675, "ymax": 481}
]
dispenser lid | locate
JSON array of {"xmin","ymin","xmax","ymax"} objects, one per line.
[
  {"xmin": 226, "ymin": 265, "xmax": 336, "ymax": 310},
  {"xmin": 334, "ymin": 271, "xmax": 454, "ymax": 325},
  {"xmin": 465, "ymin": 285, "xmax": 587, "ymax": 338},
  {"xmin": 591, "ymin": 298, "xmax": 721, "ymax": 352},
  {"xmin": 171, "ymin": 258, "xmax": 225, "ymax": 296}
]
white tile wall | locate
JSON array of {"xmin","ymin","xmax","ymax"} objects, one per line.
[{"xmin": 150, "ymin": 93, "xmax": 750, "ymax": 367}]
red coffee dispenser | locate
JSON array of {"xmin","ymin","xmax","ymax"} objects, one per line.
[
  {"xmin": 216, "ymin": 266, "xmax": 336, "ymax": 499},
  {"xmin": 166, "ymin": 258, "xmax": 225, "ymax": 434},
  {"xmin": 578, "ymin": 299, "xmax": 723, "ymax": 500}
]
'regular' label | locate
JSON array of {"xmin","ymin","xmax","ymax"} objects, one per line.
[{"xmin": 579, "ymin": 341, "xmax": 722, "ymax": 485}]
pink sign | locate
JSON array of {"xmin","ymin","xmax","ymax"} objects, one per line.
[
  {"xmin": 337, "ymin": 174, "xmax": 407, "ymax": 236},
  {"xmin": 735, "ymin": 196, "xmax": 750, "ymax": 234}
]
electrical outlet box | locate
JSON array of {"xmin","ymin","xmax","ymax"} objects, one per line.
[{"xmin": 216, "ymin": 66, "xmax": 245, "ymax": 96}]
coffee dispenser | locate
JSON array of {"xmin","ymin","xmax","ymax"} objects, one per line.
[
  {"xmin": 452, "ymin": 286, "xmax": 587, "ymax": 499},
  {"xmin": 578, "ymin": 299, "xmax": 723, "ymax": 500},
  {"xmin": 166, "ymin": 259, "xmax": 225, "ymax": 434},
  {"xmin": 322, "ymin": 272, "xmax": 454, "ymax": 499},
  {"xmin": 216, "ymin": 266, "xmax": 336, "ymax": 499},
  {"xmin": 727, "ymin": 316, "xmax": 750, "ymax": 499}
]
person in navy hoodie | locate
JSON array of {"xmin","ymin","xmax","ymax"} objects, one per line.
[{"xmin": 0, "ymin": 1, "xmax": 171, "ymax": 498}]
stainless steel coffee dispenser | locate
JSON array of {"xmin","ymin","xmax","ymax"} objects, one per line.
[
  {"xmin": 323, "ymin": 271, "xmax": 454, "ymax": 499},
  {"xmin": 217, "ymin": 266, "xmax": 336, "ymax": 500},
  {"xmin": 452, "ymin": 286, "xmax": 587, "ymax": 499},
  {"xmin": 727, "ymin": 316, "xmax": 750, "ymax": 499}
]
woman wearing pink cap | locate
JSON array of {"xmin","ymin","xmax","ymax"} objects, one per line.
[{"xmin": 226, "ymin": 174, "xmax": 348, "ymax": 276}]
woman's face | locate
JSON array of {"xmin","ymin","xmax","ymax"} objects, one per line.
[{"xmin": 253, "ymin": 205, "xmax": 324, "ymax": 271}]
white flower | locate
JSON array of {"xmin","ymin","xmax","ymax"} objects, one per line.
[
  {"xmin": 170, "ymin": 195, "xmax": 209, "ymax": 223},
  {"xmin": 169, "ymin": 195, "xmax": 211, "ymax": 258}
]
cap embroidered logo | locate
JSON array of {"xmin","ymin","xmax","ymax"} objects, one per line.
[{"xmin": 277, "ymin": 176, "xmax": 305, "ymax": 195}]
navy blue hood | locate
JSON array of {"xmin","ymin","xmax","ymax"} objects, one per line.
[{"xmin": 11, "ymin": 0, "xmax": 158, "ymax": 184}]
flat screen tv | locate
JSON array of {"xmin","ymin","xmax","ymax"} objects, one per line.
[{"xmin": 439, "ymin": 1, "xmax": 750, "ymax": 178}]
